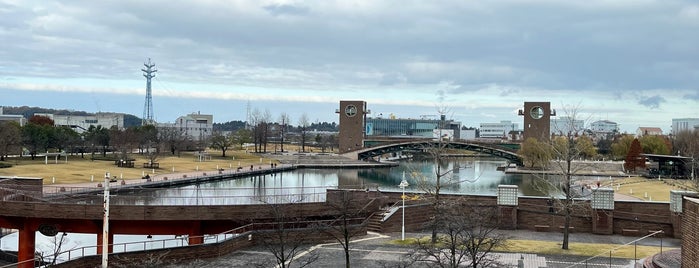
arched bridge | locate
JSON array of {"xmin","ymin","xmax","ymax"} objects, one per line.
[{"xmin": 349, "ymin": 140, "xmax": 523, "ymax": 166}]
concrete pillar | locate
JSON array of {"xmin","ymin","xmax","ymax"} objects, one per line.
[
  {"xmin": 188, "ymin": 221, "xmax": 203, "ymax": 245},
  {"xmin": 97, "ymin": 231, "xmax": 114, "ymax": 254},
  {"xmin": 591, "ymin": 188, "xmax": 614, "ymax": 235},
  {"xmin": 18, "ymin": 222, "xmax": 36, "ymax": 268},
  {"xmin": 670, "ymin": 190, "xmax": 697, "ymax": 238},
  {"xmin": 497, "ymin": 185, "xmax": 518, "ymax": 229}
]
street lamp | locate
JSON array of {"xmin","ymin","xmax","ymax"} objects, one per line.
[{"xmin": 398, "ymin": 171, "xmax": 410, "ymax": 241}]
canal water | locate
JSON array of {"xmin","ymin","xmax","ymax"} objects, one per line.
[{"xmin": 110, "ymin": 157, "xmax": 550, "ymax": 206}]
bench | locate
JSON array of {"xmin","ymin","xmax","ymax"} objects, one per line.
[
  {"xmin": 534, "ymin": 225, "xmax": 550, "ymax": 232},
  {"xmin": 143, "ymin": 162, "xmax": 160, "ymax": 168},
  {"xmin": 559, "ymin": 226, "xmax": 575, "ymax": 232},
  {"xmin": 622, "ymin": 229, "xmax": 639, "ymax": 236}
]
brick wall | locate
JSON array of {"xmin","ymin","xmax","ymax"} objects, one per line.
[
  {"xmin": 681, "ymin": 197, "xmax": 699, "ymax": 267},
  {"xmin": 378, "ymin": 192, "xmax": 678, "ymax": 238}
]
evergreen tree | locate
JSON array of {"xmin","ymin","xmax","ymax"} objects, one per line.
[{"xmin": 624, "ymin": 138, "xmax": 645, "ymax": 172}]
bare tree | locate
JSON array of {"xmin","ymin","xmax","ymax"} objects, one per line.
[
  {"xmin": 674, "ymin": 129, "xmax": 699, "ymax": 190},
  {"xmin": 261, "ymin": 109, "xmax": 272, "ymax": 153},
  {"xmin": 279, "ymin": 113, "xmax": 291, "ymax": 152},
  {"xmin": 254, "ymin": 202, "xmax": 318, "ymax": 268},
  {"xmin": 112, "ymin": 251, "xmax": 172, "ymax": 268},
  {"xmin": 316, "ymin": 191, "xmax": 370, "ymax": 268},
  {"xmin": 528, "ymin": 105, "xmax": 596, "ymax": 250},
  {"xmin": 37, "ymin": 232, "xmax": 80, "ymax": 267},
  {"xmin": 409, "ymin": 199, "xmax": 508, "ymax": 268},
  {"xmin": 158, "ymin": 127, "xmax": 191, "ymax": 157},
  {"xmin": 412, "ymin": 108, "xmax": 480, "ymax": 243},
  {"xmin": 209, "ymin": 131, "xmax": 234, "ymax": 157},
  {"xmin": 248, "ymin": 108, "xmax": 263, "ymax": 153},
  {"xmin": 298, "ymin": 114, "xmax": 310, "ymax": 152}
]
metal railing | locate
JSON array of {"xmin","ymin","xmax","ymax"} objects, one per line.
[
  {"xmin": 1, "ymin": 216, "xmax": 370, "ymax": 267},
  {"xmin": 3, "ymin": 185, "xmax": 344, "ymax": 205},
  {"xmin": 565, "ymin": 230, "xmax": 666, "ymax": 268}
]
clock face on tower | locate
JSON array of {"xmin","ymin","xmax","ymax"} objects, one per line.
[
  {"xmin": 530, "ymin": 106, "xmax": 544, "ymax": 119},
  {"xmin": 345, "ymin": 105, "xmax": 357, "ymax": 117}
]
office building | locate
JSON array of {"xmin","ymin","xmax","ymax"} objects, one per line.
[
  {"xmin": 671, "ymin": 118, "xmax": 699, "ymax": 135},
  {"xmin": 479, "ymin": 121, "xmax": 517, "ymax": 139}
]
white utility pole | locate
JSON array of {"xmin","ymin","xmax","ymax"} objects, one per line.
[
  {"xmin": 102, "ymin": 172, "xmax": 111, "ymax": 268},
  {"xmin": 399, "ymin": 171, "xmax": 410, "ymax": 241}
]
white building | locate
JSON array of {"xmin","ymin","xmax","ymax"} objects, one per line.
[
  {"xmin": 159, "ymin": 112, "xmax": 214, "ymax": 141},
  {"xmin": 34, "ymin": 112, "xmax": 124, "ymax": 133},
  {"xmin": 550, "ymin": 116, "xmax": 585, "ymax": 135},
  {"xmin": 636, "ymin": 127, "xmax": 663, "ymax": 137},
  {"xmin": 460, "ymin": 128, "xmax": 477, "ymax": 140},
  {"xmin": 479, "ymin": 121, "xmax": 517, "ymax": 139},
  {"xmin": 590, "ymin": 120, "xmax": 619, "ymax": 135},
  {"xmin": 671, "ymin": 118, "xmax": 699, "ymax": 135},
  {"xmin": 0, "ymin": 107, "xmax": 26, "ymax": 126}
]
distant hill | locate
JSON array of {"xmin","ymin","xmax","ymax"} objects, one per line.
[
  {"xmin": 2, "ymin": 106, "xmax": 142, "ymax": 128},
  {"xmin": 213, "ymin": 120, "xmax": 247, "ymax": 131}
]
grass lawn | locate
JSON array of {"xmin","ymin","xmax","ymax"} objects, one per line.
[{"xmin": 0, "ymin": 150, "xmax": 276, "ymax": 184}]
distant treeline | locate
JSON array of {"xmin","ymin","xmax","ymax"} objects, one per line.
[
  {"xmin": 3, "ymin": 106, "xmax": 339, "ymax": 132},
  {"xmin": 213, "ymin": 120, "xmax": 338, "ymax": 132},
  {"xmin": 2, "ymin": 106, "xmax": 141, "ymax": 127}
]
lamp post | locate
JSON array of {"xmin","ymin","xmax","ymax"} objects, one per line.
[{"xmin": 398, "ymin": 172, "xmax": 409, "ymax": 241}]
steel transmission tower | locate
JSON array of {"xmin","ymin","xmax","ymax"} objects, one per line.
[{"xmin": 142, "ymin": 58, "xmax": 157, "ymax": 125}]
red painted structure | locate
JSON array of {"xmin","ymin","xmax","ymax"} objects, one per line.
[{"xmin": 0, "ymin": 178, "xmax": 382, "ymax": 268}]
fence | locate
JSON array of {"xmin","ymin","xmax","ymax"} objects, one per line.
[
  {"xmin": 565, "ymin": 230, "xmax": 666, "ymax": 267},
  {"xmin": 0, "ymin": 217, "xmax": 368, "ymax": 268}
]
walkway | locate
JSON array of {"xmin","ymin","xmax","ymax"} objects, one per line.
[{"xmin": 159, "ymin": 229, "xmax": 680, "ymax": 268}]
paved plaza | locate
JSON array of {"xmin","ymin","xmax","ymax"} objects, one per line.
[{"xmin": 160, "ymin": 229, "xmax": 679, "ymax": 268}]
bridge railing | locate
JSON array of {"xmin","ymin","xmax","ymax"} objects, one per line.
[
  {"xmin": 32, "ymin": 217, "xmax": 369, "ymax": 266},
  {"xmin": 3, "ymin": 185, "xmax": 343, "ymax": 205}
]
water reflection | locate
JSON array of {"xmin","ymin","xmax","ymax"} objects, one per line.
[{"xmin": 110, "ymin": 157, "xmax": 552, "ymax": 205}]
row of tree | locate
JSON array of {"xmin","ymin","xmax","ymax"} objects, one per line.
[
  {"xmin": 0, "ymin": 113, "xmax": 341, "ymax": 163},
  {"xmin": 519, "ymin": 131, "xmax": 694, "ymax": 169}
]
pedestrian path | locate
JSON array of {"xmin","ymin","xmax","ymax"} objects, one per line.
[{"xmin": 494, "ymin": 253, "xmax": 547, "ymax": 267}]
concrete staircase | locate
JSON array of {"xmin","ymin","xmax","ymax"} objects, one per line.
[{"xmin": 367, "ymin": 210, "xmax": 387, "ymax": 233}]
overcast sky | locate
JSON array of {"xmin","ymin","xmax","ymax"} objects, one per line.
[{"xmin": 1, "ymin": 0, "xmax": 698, "ymax": 132}]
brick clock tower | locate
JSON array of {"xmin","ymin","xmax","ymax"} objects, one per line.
[
  {"xmin": 519, "ymin": 102, "xmax": 555, "ymax": 141},
  {"xmin": 337, "ymin": 100, "xmax": 369, "ymax": 153}
]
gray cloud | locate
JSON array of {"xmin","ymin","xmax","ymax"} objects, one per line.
[
  {"xmin": 637, "ymin": 95, "xmax": 666, "ymax": 109},
  {"xmin": 264, "ymin": 3, "xmax": 310, "ymax": 16},
  {"xmin": 1, "ymin": 0, "xmax": 697, "ymax": 93},
  {"xmin": 0, "ymin": 0, "xmax": 697, "ymax": 130},
  {"xmin": 499, "ymin": 87, "xmax": 519, "ymax": 97},
  {"xmin": 684, "ymin": 93, "xmax": 699, "ymax": 101}
]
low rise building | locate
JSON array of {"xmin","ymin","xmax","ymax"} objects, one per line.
[
  {"xmin": 479, "ymin": 121, "xmax": 517, "ymax": 139},
  {"xmin": 636, "ymin": 127, "xmax": 663, "ymax": 137},
  {"xmin": 550, "ymin": 116, "xmax": 585, "ymax": 135},
  {"xmin": 0, "ymin": 107, "xmax": 26, "ymax": 126},
  {"xmin": 590, "ymin": 120, "xmax": 619, "ymax": 135},
  {"xmin": 366, "ymin": 116, "xmax": 461, "ymax": 139},
  {"xmin": 34, "ymin": 112, "xmax": 124, "ymax": 133},
  {"xmin": 158, "ymin": 112, "xmax": 214, "ymax": 141},
  {"xmin": 671, "ymin": 118, "xmax": 699, "ymax": 135}
]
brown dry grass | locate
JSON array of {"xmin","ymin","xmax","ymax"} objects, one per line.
[
  {"xmin": 0, "ymin": 150, "xmax": 276, "ymax": 184},
  {"xmin": 600, "ymin": 177, "xmax": 691, "ymax": 202},
  {"xmin": 390, "ymin": 237, "xmax": 676, "ymax": 259},
  {"xmin": 501, "ymin": 239, "xmax": 675, "ymax": 259}
]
